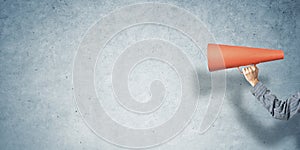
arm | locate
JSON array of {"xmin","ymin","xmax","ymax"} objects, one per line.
[
  {"xmin": 242, "ymin": 65, "xmax": 300, "ymax": 120},
  {"xmin": 250, "ymin": 82, "xmax": 300, "ymax": 120}
]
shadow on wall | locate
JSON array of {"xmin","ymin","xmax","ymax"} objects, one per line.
[{"xmin": 226, "ymin": 72, "xmax": 300, "ymax": 149}]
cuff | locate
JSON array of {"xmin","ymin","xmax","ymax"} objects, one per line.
[{"xmin": 250, "ymin": 81, "xmax": 267, "ymax": 97}]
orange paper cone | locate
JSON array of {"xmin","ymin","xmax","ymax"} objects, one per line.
[{"xmin": 207, "ymin": 44, "xmax": 284, "ymax": 72}]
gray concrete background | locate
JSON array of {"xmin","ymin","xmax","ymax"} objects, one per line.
[{"xmin": 0, "ymin": 0, "xmax": 299, "ymax": 149}]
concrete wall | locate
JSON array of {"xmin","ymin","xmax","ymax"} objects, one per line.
[{"xmin": 0, "ymin": 0, "xmax": 299, "ymax": 149}]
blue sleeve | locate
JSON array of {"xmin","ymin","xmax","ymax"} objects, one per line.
[{"xmin": 250, "ymin": 82, "xmax": 300, "ymax": 120}]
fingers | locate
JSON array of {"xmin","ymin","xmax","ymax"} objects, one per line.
[
  {"xmin": 253, "ymin": 64, "xmax": 258, "ymax": 69},
  {"xmin": 254, "ymin": 64, "xmax": 258, "ymax": 71},
  {"xmin": 242, "ymin": 67, "xmax": 248, "ymax": 74},
  {"xmin": 247, "ymin": 66, "xmax": 253, "ymax": 74},
  {"xmin": 242, "ymin": 67, "xmax": 247, "ymax": 74},
  {"xmin": 242, "ymin": 65, "xmax": 257, "ymax": 74},
  {"xmin": 250, "ymin": 65, "xmax": 255, "ymax": 72}
]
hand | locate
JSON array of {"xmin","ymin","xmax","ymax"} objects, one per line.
[{"xmin": 242, "ymin": 65, "xmax": 259, "ymax": 87}]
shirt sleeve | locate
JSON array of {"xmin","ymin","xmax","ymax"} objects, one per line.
[{"xmin": 250, "ymin": 82, "xmax": 300, "ymax": 120}]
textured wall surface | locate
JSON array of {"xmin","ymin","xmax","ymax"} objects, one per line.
[{"xmin": 0, "ymin": 0, "xmax": 299, "ymax": 150}]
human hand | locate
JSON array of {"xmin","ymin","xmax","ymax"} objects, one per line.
[{"xmin": 242, "ymin": 65, "xmax": 259, "ymax": 87}]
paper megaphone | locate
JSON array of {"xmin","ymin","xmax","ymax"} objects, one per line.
[{"xmin": 207, "ymin": 44, "xmax": 284, "ymax": 72}]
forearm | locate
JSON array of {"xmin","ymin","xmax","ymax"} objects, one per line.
[{"xmin": 250, "ymin": 82, "xmax": 300, "ymax": 120}]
